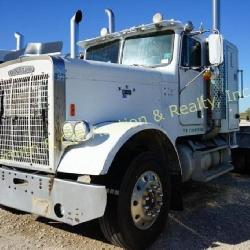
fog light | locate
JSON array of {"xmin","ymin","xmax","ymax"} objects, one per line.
[
  {"xmin": 74, "ymin": 121, "xmax": 91, "ymax": 142},
  {"xmin": 62, "ymin": 122, "xmax": 74, "ymax": 141}
]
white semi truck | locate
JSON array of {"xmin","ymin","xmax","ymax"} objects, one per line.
[{"xmin": 0, "ymin": 1, "xmax": 243, "ymax": 249}]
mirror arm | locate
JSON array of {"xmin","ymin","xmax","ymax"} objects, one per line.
[
  {"xmin": 179, "ymin": 65, "xmax": 204, "ymax": 71},
  {"xmin": 189, "ymin": 29, "xmax": 210, "ymax": 36},
  {"xmin": 179, "ymin": 67, "xmax": 209, "ymax": 94}
]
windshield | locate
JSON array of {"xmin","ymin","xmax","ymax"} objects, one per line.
[
  {"xmin": 122, "ymin": 31, "xmax": 175, "ymax": 67},
  {"xmin": 86, "ymin": 40, "xmax": 120, "ymax": 63}
]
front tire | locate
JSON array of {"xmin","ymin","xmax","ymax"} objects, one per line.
[{"xmin": 99, "ymin": 151, "xmax": 170, "ymax": 250}]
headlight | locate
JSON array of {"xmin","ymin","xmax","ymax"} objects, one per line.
[
  {"xmin": 62, "ymin": 122, "xmax": 74, "ymax": 141},
  {"xmin": 62, "ymin": 121, "xmax": 92, "ymax": 142},
  {"xmin": 74, "ymin": 121, "xmax": 91, "ymax": 142}
]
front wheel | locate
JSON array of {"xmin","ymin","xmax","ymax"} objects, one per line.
[{"xmin": 99, "ymin": 151, "xmax": 170, "ymax": 250}]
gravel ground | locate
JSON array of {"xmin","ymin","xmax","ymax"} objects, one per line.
[{"xmin": 0, "ymin": 172, "xmax": 250, "ymax": 250}]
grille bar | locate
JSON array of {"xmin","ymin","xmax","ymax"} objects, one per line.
[{"xmin": 0, "ymin": 74, "xmax": 50, "ymax": 168}]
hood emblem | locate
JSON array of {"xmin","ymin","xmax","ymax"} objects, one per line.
[{"xmin": 8, "ymin": 66, "xmax": 35, "ymax": 77}]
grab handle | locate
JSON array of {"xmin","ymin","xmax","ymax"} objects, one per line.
[{"xmin": 238, "ymin": 69, "xmax": 244, "ymax": 98}]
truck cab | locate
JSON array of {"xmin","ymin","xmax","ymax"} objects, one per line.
[{"xmin": 80, "ymin": 17, "xmax": 239, "ymax": 138}]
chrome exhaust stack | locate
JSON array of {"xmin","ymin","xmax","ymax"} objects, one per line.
[
  {"xmin": 70, "ymin": 10, "xmax": 83, "ymax": 59},
  {"xmin": 212, "ymin": 0, "xmax": 221, "ymax": 32},
  {"xmin": 203, "ymin": 0, "xmax": 223, "ymax": 140},
  {"xmin": 14, "ymin": 32, "xmax": 24, "ymax": 51},
  {"xmin": 105, "ymin": 9, "xmax": 115, "ymax": 33}
]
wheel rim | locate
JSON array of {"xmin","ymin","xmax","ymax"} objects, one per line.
[{"xmin": 130, "ymin": 170, "xmax": 164, "ymax": 230}]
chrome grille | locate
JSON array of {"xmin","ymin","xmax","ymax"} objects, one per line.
[{"xmin": 0, "ymin": 74, "xmax": 49, "ymax": 167}]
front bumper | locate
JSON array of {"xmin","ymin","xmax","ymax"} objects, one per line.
[{"xmin": 0, "ymin": 167, "xmax": 107, "ymax": 226}]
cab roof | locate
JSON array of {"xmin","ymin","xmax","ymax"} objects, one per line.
[{"xmin": 78, "ymin": 19, "xmax": 184, "ymax": 49}]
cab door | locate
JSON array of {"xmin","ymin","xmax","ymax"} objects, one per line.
[{"xmin": 179, "ymin": 35, "xmax": 205, "ymax": 126}]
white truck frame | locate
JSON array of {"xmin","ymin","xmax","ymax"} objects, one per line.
[{"xmin": 0, "ymin": 1, "xmax": 242, "ymax": 249}]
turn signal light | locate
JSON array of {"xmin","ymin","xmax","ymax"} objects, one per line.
[
  {"xmin": 70, "ymin": 104, "xmax": 76, "ymax": 116},
  {"xmin": 203, "ymin": 70, "xmax": 212, "ymax": 81}
]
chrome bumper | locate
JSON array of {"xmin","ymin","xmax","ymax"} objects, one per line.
[{"xmin": 0, "ymin": 167, "xmax": 107, "ymax": 225}]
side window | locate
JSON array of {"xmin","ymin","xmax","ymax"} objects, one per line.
[
  {"xmin": 205, "ymin": 42, "xmax": 210, "ymax": 67},
  {"xmin": 86, "ymin": 41, "xmax": 120, "ymax": 63},
  {"xmin": 181, "ymin": 35, "xmax": 201, "ymax": 67}
]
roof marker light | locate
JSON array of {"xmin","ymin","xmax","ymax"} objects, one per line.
[
  {"xmin": 100, "ymin": 27, "xmax": 109, "ymax": 37},
  {"xmin": 153, "ymin": 13, "xmax": 163, "ymax": 25},
  {"xmin": 184, "ymin": 21, "xmax": 194, "ymax": 32}
]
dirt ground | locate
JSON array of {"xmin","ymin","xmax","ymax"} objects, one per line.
[{"xmin": 0, "ymin": 172, "xmax": 250, "ymax": 250}]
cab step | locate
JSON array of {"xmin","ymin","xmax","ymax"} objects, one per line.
[{"xmin": 192, "ymin": 163, "xmax": 234, "ymax": 182}]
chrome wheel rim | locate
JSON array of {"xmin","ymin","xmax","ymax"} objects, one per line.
[{"xmin": 130, "ymin": 171, "xmax": 164, "ymax": 230}]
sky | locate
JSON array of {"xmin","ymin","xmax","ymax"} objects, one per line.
[{"xmin": 0, "ymin": 0, "xmax": 249, "ymax": 111}]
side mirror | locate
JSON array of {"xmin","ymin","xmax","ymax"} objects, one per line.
[{"xmin": 208, "ymin": 34, "xmax": 224, "ymax": 65}]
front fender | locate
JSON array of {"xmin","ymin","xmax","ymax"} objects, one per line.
[{"xmin": 57, "ymin": 122, "xmax": 176, "ymax": 175}]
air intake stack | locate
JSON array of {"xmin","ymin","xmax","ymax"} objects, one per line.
[
  {"xmin": 14, "ymin": 32, "xmax": 24, "ymax": 51},
  {"xmin": 70, "ymin": 10, "xmax": 83, "ymax": 59},
  {"xmin": 105, "ymin": 9, "xmax": 115, "ymax": 33}
]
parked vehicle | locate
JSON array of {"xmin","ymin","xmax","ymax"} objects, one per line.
[
  {"xmin": 0, "ymin": 0, "xmax": 244, "ymax": 249},
  {"xmin": 232, "ymin": 120, "xmax": 250, "ymax": 174}
]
